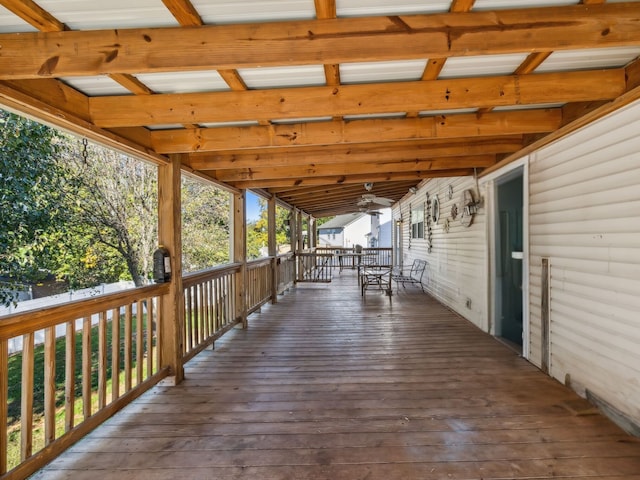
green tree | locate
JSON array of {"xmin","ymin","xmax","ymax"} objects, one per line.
[
  {"xmin": 0, "ymin": 110, "xmax": 68, "ymax": 305},
  {"xmin": 63, "ymin": 140, "xmax": 158, "ymax": 286},
  {"xmin": 181, "ymin": 176, "xmax": 231, "ymax": 271},
  {"xmin": 246, "ymin": 201, "xmax": 292, "ymax": 259}
]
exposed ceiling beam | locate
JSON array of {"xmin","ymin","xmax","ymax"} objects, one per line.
[
  {"xmin": 1, "ymin": 3, "xmax": 638, "ymax": 79},
  {"xmin": 89, "ymin": 70, "xmax": 623, "ymax": 127},
  {"xmin": 187, "ymin": 137, "xmax": 521, "ymax": 170},
  {"xmin": 151, "ymin": 109, "xmax": 560, "ymax": 153},
  {"xmin": 0, "ymin": 0, "xmax": 67, "ymax": 31},
  {"xmin": 229, "ymin": 169, "xmax": 475, "ymax": 189},
  {"xmin": 211, "ymin": 155, "xmax": 495, "ymax": 182}
]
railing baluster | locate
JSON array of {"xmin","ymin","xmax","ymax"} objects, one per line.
[
  {"xmin": 21, "ymin": 332, "xmax": 34, "ymax": 461},
  {"xmin": 124, "ymin": 304, "xmax": 132, "ymax": 392},
  {"xmin": 147, "ymin": 297, "xmax": 154, "ymax": 377},
  {"xmin": 98, "ymin": 311, "xmax": 107, "ymax": 410},
  {"xmin": 65, "ymin": 321, "xmax": 75, "ymax": 432},
  {"xmin": 136, "ymin": 300, "xmax": 143, "ymax": 385},
  {"xmin": 111, "ymin": 307, "xmax": 120, "ymax": 403},
  {"xmin": 185, "ymin": 286, "xmax": 192, "ymax": 354},
  {"xmin": 82, "ymin": 316, "xmax": 92, "ymax": 420},
  {"xmin": 44, "ymin": 326, "xmax": 56, "ymax": 446}
]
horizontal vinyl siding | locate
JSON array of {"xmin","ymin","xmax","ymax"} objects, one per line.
[
  {"xmin": 529, "ymin": 99, "xmax": 640, "ymax": 426},
  {"xmin": 396, "ymin": 177, "xmax": 488, "ymax": 330}
]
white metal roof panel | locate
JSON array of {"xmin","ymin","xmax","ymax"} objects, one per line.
[
  {"xmin": 340, "ymin": 60, "xmax": 428, "ymax": 84},
  {"xmin": 439, "ymin": 53, "xmax": 529, "ymax": 79},
  {"xmin": 419, "ymin": 108, "xmax": 479, "ymax": 116},
  {"xmin": 237, "ymin": 65, "xmax": 326, "ymax": 89},
  {"xmin": 271, "ymin": 117, "xmax": 334, "ymax": 124},
  {"xmin": 336, "ymin": 0, "xmax": 450, "ymax": 16},
  {"xmin": 35, "ymin": 0, "xmax": 178, "ymax": 29},
  {"xmin": 0, "ymin": 5, "xmax": 37, "ymax": 32},
  {"xmin": 534, "ymin": 46, "xmax": 640, "ymax": 73},
  {"xmin": 199, "ymin": 121, "xmax": 261, "ymax": 128},
  {"xmin": 191, "ymin": 0, "xmax": 316, "ymax": 24},
  {"xmin": 472, "ymin": 0, "xmax": 578, "ymax": 10},
  {"xmin": 60, "ymin": 76, "xmax": 131, "ymax": 97},
  {"xmin": 134, "ymin": 71, "xmax": 230, "ymax": 94}
]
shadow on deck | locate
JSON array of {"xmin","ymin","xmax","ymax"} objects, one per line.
[{"xmin": 33, "ymin": 270, "xmax": 640, "ymax": 479}]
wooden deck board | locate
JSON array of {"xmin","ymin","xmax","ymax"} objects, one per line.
[{"xmin": 33, "ymin": 272, "xmax": 640, "ymax": 479}]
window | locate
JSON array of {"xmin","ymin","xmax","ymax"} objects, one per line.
[{"xmin": 411, "ymin": 203, "xmax": 424, "ymax": 239}]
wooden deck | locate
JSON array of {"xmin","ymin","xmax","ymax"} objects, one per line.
[{"xmin": 33, "ymin": 271, "xmax": 640, "ymax": 479}]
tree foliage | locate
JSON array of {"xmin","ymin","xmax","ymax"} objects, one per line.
[
  {"xmin": 181, "ymin": 176, "xmax": 231, "ymax": 271},
  {"xmin": 0, "ymin": 110, "xmax": 68, "ymax": 304},
  {"xmin": 246, "ymin": 201, "xmax": 292, "ymax": 259}
]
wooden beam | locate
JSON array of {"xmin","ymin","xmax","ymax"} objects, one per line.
[
  {"xmin": 2, "ymin": 3, "xmax": 639, "ymax": 78},
  {"xmin": 161, "ymin": 0, "xmax": 203, "ymax": 26},
  {"xmin": 228, "ymin": 168, "xmax": 475, "ymax": 189},
  {"xmin": 151, "ymin": 109, "xmax": 560, "ymax": 153},
  {"xmin": 212, "ymin": 155, "xmax": 495, "ymax": 182},
  {"xmin": 91, "ymin": 70, "xmax": 623, "ymax": 127},
  {"xmin": 188, "ymin": 137, "xmax": 520, "ymax": 170}
]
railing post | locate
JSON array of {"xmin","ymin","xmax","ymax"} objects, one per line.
[
  {"xmin": 158, "ymin": 155, "xmax": 185, "ymax": 384},
  {"xmin": 268, "ymin": 196, "xmax": 278, "ymax": 304},
  {"xmin": 232, "ymin": 190, "xmax": 248, "ymax": 328}
]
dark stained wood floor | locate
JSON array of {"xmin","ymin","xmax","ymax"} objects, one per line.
[{"xmin": 33, "ymin": 270, "xmax": 640, "ymax": 479}]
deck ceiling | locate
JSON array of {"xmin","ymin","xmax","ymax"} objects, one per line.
[{"xmin": 1, "ymin": 0, "xmax": 640, "ymax": 217}]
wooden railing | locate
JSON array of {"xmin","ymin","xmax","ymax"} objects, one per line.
[
  {"xmin": 297, "ymin": 251, "xmax": 335, "ymax": 282},
  {"xmin": 315, "ymin": 247, "xmax": 393, "ymax": 268},
  {"xmin": 181, "ymin": 264, "xmax": 242, "ymax": 364},
  {"xmin": 277, "ymin": 253, "xmax": 295, "ymax": 294},
  {"xmin": 0, "ymin": 284, "xmax": 170, "ymax": 480},
  {"xmin": 246, "ymin": 258, "xmax": 273, "ymax": 315}
]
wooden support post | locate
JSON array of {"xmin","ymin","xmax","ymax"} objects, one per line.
[
  {"xmin": 158, "ymin": 155, "xmax": 185, "ymax": 384},
  {"xmin": 310, "ymin": 216, "xmax": 317, "ymax": 248},
  {"xmin": 232, "ymin": 190, "xmax": 248, "ymax": 328},
  {"xmin": 268, "ymin": 196, "xmax": 278, "ymax": 304}
]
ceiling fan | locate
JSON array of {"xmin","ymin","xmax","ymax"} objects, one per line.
[{"xmin": 357, "ymin": 193, "xmax": 394, "ymax": 214}]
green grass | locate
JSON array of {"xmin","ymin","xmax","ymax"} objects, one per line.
[{"xmin": 6, "ymin": 313, "xmax": 157, "ymax": 471}]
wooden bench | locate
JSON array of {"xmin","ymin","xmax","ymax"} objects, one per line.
[{"xmin": 392, "ymin": 259, "xmax": 427, "ymax": 292}]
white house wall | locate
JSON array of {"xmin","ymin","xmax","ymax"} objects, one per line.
[
  {"xmin": 393, "ymin": 177, "xmax": 488, "ymax": 331},
  {"xmin": 528, "ymin": 99, "xmax": 640, "ymax": 427}
]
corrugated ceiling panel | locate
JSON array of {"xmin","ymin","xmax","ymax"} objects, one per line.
[
  {"xmin": 336, "ymin": 0, "xmax": 450, "ymax": 16},
  {"xmin": 439, "ymin": 54, "xmax": 529, "ymax": 79},
  {"xmin": 473, "ymin": 0, "xmax": 577, "ymax": 10},
  {"xmin": 135, "ymin": 71, "xmax": 230, "ymax": 94},
  {"xmin": 340, "ymin": 60, "xmax": 427, "ymax": 84},
  {"xmin": 419, "ymin": 108, "xmax": 479, "ymax": 116},
  {"xmin": 199, "ymin": 121, "xmax": 261, "ymax": 128},
  {"xmin": 0, "ymin": 5, "xmax": 37, "ymax": 32},
  {"xmin": 191, "ymin": 0, "xmax": 316, "ymax": 24},
  {"xmin": 35, "ymin": 0, "xmax": 178, "ymax": 29},
  {"xmin": 60, "ymin": 76, "xmax": 131, "ymax": 97},
  {"xmin": 271, "ymin": 117, "xmax": 333, "ymax": 124},
  {"xmin": 237, "ymin": 66, "xmax": 326, "ymax": 89},
  {"xmin": 535, "ymin": 47, "xmax": 640, "ymax": 73}
]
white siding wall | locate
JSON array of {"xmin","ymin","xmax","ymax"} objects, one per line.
[
  {"xmin": 529, "ymin": 100, "xmax": 640, "ymax": 425},
  {"xmin": 393, "ymin": 178, "xmax": 488, "ymax": 330}
]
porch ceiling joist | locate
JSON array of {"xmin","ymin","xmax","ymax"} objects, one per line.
[
  {"xmin": 0, "ymin": 3, "xmax": 638, "ymax": 79},
  {"xmin": 86, "ymin": 70, "xmax": 623, "ymax": 127},
  {"xmin": 151, "ymin": 109, "xmax": 560, "ymax": 153},
  {"xmin": 187, "ymin": 136, "xmax": 522, "ymax": 171}
]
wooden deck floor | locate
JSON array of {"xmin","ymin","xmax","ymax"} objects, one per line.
[{"xmin": 33, "ymin": 271, "xmax": 640, "ymax": 479}]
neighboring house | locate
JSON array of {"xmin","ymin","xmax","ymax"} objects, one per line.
[
  {"xmin": 317, "ymin": 213, "xmax": 370, "ymax": 248},
  {"xmin": 392, "ymin": 100, "xmax": 640, "ymax": 434}
]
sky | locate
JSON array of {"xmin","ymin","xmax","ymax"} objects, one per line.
[{"xmin": 246, "ymin": 191, "xmax": 262, "ymax": 222}]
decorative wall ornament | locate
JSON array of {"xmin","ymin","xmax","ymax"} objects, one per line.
[
  {"xmin": 460, "ymin": 189, "xmax": 480, "ymax": 228},
  {"xmin": 425, "ymin": 193, "xmax": 433, "ymax": 253},
  {"xmin": 443, "ymin": 217, "xmax": 450, "ymax": 233},
  {"xmin": 431, "ymin": 195, "xmax": 440, "ymax": 224},
  {"xmin": 447, "ymin": 184, "xmax": 454, "ymax": 201},
  {"xmin": 450, "ymin": 203, "xmax": 458, "ymax": 220}
]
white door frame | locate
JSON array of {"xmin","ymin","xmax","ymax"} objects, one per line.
[{"xmin": 481, "ymin": 158, "xmax": 530, "ymax": 359}]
